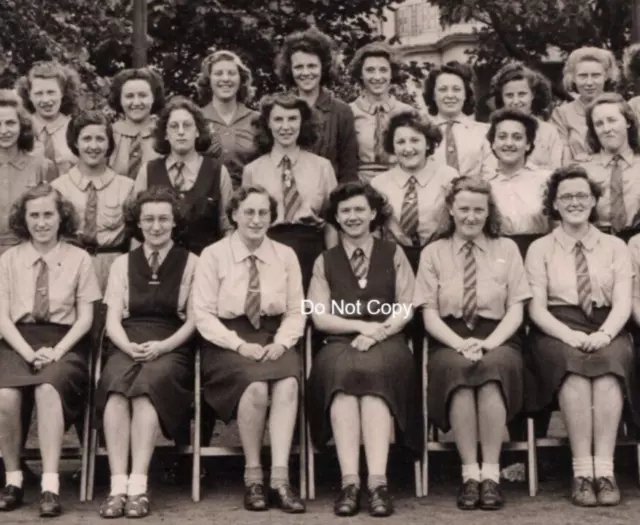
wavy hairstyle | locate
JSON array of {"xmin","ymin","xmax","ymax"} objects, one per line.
[
  {"xmin": 423, "ymin": 61, "xmax": 476, "ymax": 117},
  {"xmin": 153, "ymin": 96, "xmax": 212, "ymax": 155},
  {"xmin": 124, "ymin": 185, "xmax": 186, "ymax": 243},
  {"xmin": 623, "ymin": 43, "xmax": 640, "ymax": 84},
  {"xmin": 66, "ymin": 110, "xmax": 116, "ymax": 158},
  {"xmin": 383, "ymin": 109, "xmax": 442, "ymax": 157},
  {"xmin": 0, "ymin": 90, "xmax": 35, "ymax": 152},
  {"xmin": 543, "ymin": 165, "xmax": 601, "ymax": 222},
  {"xmin": 276, "ymin": 27, "xmax": 338, "ymax": 87},
  {"xmin": 490, "ymin": 61, "xmax": 553, "ymax": 117},
  {"xmin": 437, "ymin": 176, "xmax": 502, "ymax": 239},
  {"xmin": 15, "ymin": 61, "xmax": 81, "ymax": 115},
  {"xmin": 225, "ymin": 185, "xmax": 278, "ymax": 230},
  {"xmin": 197, "ymin": 50, "xmax": 255, "ymax": 106},
  {"xmin": 253, "ymin": 92, "xmax": 317, "ymax": 154},
  {"xmin": 487, "ymin": 108, "xmax": 539, "ymax": 158},
  {"xmin": 562, "ymin": 47, "xmax": 619, "ymax": 94},
  {"xmin": 585, "ymin": 93, "xmax": 640, "ymax": 154},
  {"xmin": 348, "ymin": 41, "xmax": 404, "ymax": 87},
  {"xmin": 108, "ymin": 67, "xmax": 166, "ymax": 116},
  {"xmin": 324, "ymin": 181, "xmax": 391, "ymax": 233},
  {"xmin": 9, "ymin": 183, "xmax": 79, "ymax": 240}
]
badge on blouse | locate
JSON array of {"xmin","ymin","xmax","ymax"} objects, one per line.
[
  {"xmin": 358, "ymin": 278, "xmax": 367, "ymax": 289},
  {"xmin": 447, "ymin": 146, "xmax": 455, "ymax": 153},
  {"xmin": 284, "ymin": 169, "xmax": 293, "ymax": 188},
  {"xmin": 149, "ymin": 273, "xmax": 160, "ymax": 285}
]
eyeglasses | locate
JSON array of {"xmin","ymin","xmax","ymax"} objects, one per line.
[
  {"xmin": 556, "ymin": 193, "xmax": 592, "ymax": 204},
  {"xmin": 167, "ymin": 121, "xmax": 195, "ymax": 132}
]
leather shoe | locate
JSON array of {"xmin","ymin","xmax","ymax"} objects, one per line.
[
  {"xmin": 571, "ymin": 477, "xmax": 597, "ymax": 507},
  {"xmin": 0, "ymin": 485, "xmax": 23, "ymax": 511},
  {"xmin": 40, "ymin": 491, "xmax": 62, "ymax": 518},
  {"xmin": 595, "ymin": 476, "xmax": 621, "ymax": 506},
  {"xmin": 269, "ymin": 485, "xmax": 305, "ymax": 513},
  {"xmin": 457, "ymin": 480, "xmax": 480, "ymax": 510},
  {"xmin": 334, "ymin": 484, "xmax": 360, "ymax": 516},
  {"xmin": 368, "ymin": 485, "xmax": 393, "ymax": 517},
  {"xmin": 479, "ymin": 479, "xmax": 504, "ymax": 510},
  {"xmin": 243, "ymin": 483, "xmax": 268, "ymax": 511}
]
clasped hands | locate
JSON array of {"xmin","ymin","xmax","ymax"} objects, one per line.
[
  {"xmin": 454, "ymin": 338, "xmax": 498, "ymax": 362},
  {"xmin": 562, "ymin": 329, "xmax": 610, "ymax": 353},
  {"xmin": 126, "ymin": 341, "xmax": 169, "ymax": 362},
  {"xmin": 238, "ymin": 342, "xmax": 287, "ymax": 361},
  {"xmin": 30, "ymin": 346, "xmax": 63, "ymax": 371},
  {"xmin": 350, "ymin": 321, "xmax": 389, "ymax": 352}
]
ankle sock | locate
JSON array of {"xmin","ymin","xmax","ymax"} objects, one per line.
[
  {"xmin": 110, "ymin": 474, "xmax": 128, "ymax": 496},
  {"xmin": 367, "ymin": 474, "xmax": 387, "ymax": 492},
  {"xmin": 461, "ymin": 463, "xmax": 481, "ymax": 483},
  {"xmin": 270, "ymin": 466, "xmax": 289, "ymax": 489},
  {"xmin": 341, "ymin": 474, "xmax": 360, "ymax": 489},
  {"xmin": 5, "ymin": 471, "xmax": 22, "ymax": 489},
  {"xmin": 593, "ymin": 456, "xmax": 614, "ymax": 478},
  {"xmin": 480, "ymin": 463, "xmax": 500, "ymax": 483},
  {"xmin": 127, "ymin": 474, "xmax": 148, "ymax": 496},
  {"xmin": 572, "ymin": 456, "xmax": 594, "ymax": 479},
  {"xmin": 41, "ymin": 473, "xmax": 59, "ymax": 495},
  {"xmin": 243, "ymin": 466, "xmax": 263, "ymax": 487}
]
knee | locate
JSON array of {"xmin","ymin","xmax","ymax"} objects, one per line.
[
  {"xmin": 242, "ymin": 382, "xmax": 269, "ymax": 410},
  {"xmin": 132, "ymin": 396, "xmax": 158, "ymax": 417},
  {"xmin": 593, "ymin": 374, "xmax": 623, "ymax": 397},
  {"xmin": 477, "ymin": 381, "xmax": 504, "ymax": 404},
  {"xmin": 0, "ymin": 389, "xmax": 21, "ymax": 420},
  {"xmin": 34, "ymin": 383, "xmax": 60, "ymax": 405},
  {"xmin": 274, "ymin": 377, "xmax": 298, "ymax": 404},
  {"xmin": 560, "ymin": 374, "xmax": 590, "ymax": 401},
  {"xmin": 450, "ymin": 386, "xmax": 475, "ymax": 405}
]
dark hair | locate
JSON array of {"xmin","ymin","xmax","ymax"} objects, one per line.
[
  {"xmin": 623, "ymin": 43, "xmax": 640, "ymax": 84},
  {"xmin": 66, "ymin": 110, "xmax": 115, "ymax": 158},
  {"xmin": 226, "ymin": 185, "xmax": 278, "ymax": 229},
  {"xmin": 276, "ymin": 27, "xmax": 338, "ymax": 87},
  {"xmin": 15, "ymin": 61, "xmax": 81, "ymax": 116},
  {"xmin": 438, "ymin": 176, "xmax": 502, "ymax": 239},
  {"xmin": 9, "ymin": 183, "xmax": 79, "ymax": 240},
  {"xmin": 543, "ymin": 166, "xmax": 601, "ymax": 222},
  {"xmin": 490, "ymin": 62, "xmax": 552, "ymax": 118},
  {"xmin": 0, "ymin": 90, "xmax": 35, "ymax": 152},
  {"xmin": 253, "ymin": 93, "xmax": 318, "ymax": 154},
  {"xmin": 585, "ymin": 93, "xmax": 640, "ymax": 154},
  {"xmin": 423, "ymin": 61, "xmax": 476, "ymax": 117},
  {"xmin": 348, "ymin": 41, "xmax": 404, "ymax": 87},
  {"xmin": 108, "ymin": 67, "xmax": 166, "ymax": 116},
  {"xmin": 124, "ymin": 186, "xmax": 186, "ymax": 243},
  {"xmin": 383, "ymin": 109, "xmax": 442, "ymax": 157},
  {"xmin": 325, "ymin": 181, "xmax": 391, "ymax": 233},
  {"xmin": 153, "ymin": 96, "xmax": 212, "ymax": 155},
  {"xmin": 487, "ymin": 108, "xmax": 539, "ymax": 159},
  {"xmin": 197, "ymin": 50, "xmax": 255, "ymax": 106}
]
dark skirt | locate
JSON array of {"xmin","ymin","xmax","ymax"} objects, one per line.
[
  {"xmin": 399, "ymin": 244, "xmax": 423, "ymax": 275},
  {"xmin": 201, "ymin": 316, "xmax": 302, "ymax": 423},
  {"xmin": 524, "ymin": 306, "xmax": 638, "ymax": 422},
  {"xmin": 95, "ymin": 317, "xmax": 194, "ymax": 439},
  {"xmin": 0, "ymin": 323, "xmax": 89, "ymax": 429},
  {"xmin": 307, "ymin": 332, "xmax": 421, "ymax": 453},
  {"xmin": 507, "ymin": 234, "xmax": 544, "ymax": 259},
  {"xmin": 268, "ymin": 223, "xmax": 325, "ymax": 293},
  {"xmin": 428, "ymin": 317, "xmax": 524, "ymax": 432}
]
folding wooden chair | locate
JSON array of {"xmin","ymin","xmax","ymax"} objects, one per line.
[
  {"xmin": 191, "ymin": 339, "xmax": 308, "ymax": 502},
  {"xmin": 305, "ymin": 325, "xmax": 423, "ymax": 499},
  {"xmin": 86, "ymin": 330, "xmax": 197, "ymax": 501}
]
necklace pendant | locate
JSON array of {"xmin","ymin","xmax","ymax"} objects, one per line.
[
  {"xmin": 358, "ymin": 278, "xmax": 367, "ymax": 289},
  {"xmin": 150, "ymin": 273, "xmax": 159, "ymax": 284},
  {"xmin": 284, "ymin": 176, "xmax": 292, "ymax": 188}
]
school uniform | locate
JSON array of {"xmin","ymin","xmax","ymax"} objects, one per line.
[
  {"xmin": 109, "ymin": 118, "xmax": 160, "ymax": 179},
  {"xmin": 530, "ymin": 118, "xmax": 564, "ymax": 170},
  {"xmin": 135, "ymin": 154, "xmax": 233, "ymax": 255},
  {"xmin": 95, "ymin": 243, "xmax": 197, "ymax": 439},
  {"xmin": 0, "ymin": 152, "xmax": 57, "ymax": 255},
  {"xmin": 201, "ymin": 102, "xmax": 259, "ymax": 189},
  {"xmin": 52, "ymin": 167, "xmax": 134, "ymax": 291},
  {"xmin": 413, "ymin": 235, "xmax": 531, "ymax": 431},
  {"xmin": 550, "ymin": 99, "xmax": 592, "ymax": 165},
  {"xmin": 32, "ymin": 113, "xmax": 76, "ymax": 176},
  {"xmin": 192, "ymin": 232, "xmax": 305, "ymax": 423},
  {"xmin": 306, "ymin": 238, "xmax": 420, "ymax": 452},
  {"xmin": 242, "ymin": 147, "xmax": 337, "ymax": 291},
  {"xmin": 349, "ymin": 95, "xmax": 413, "ymax": 184},
  {"xmin": 524, "ymin": 226, "xmax": 638, "ymax": 419},
  {"xmin": 0, "ymin": 241, "xmax": 101, "ymax": 428}
]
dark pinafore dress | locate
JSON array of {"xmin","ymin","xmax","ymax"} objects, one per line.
[
  {"xmin": 307, "ymin": 240, "xmax": 421, "ymax": 453},
  {"xmin": 95, "ymin": 245, "xmax": 195, "ymax": 439},
  {"xmin": 0, "ymin": 325, "xmax": 89, "ymax": 429},
  {"xmin": 147, "ymin": 156, "xmax": 223, "ymax": 256}
]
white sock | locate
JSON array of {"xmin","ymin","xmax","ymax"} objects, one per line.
[
  {"xmin": 572, "ymin": 456, "xmax": 594, "ymax": 479},
  {"xmin": 461, "ymin": 463, "xmax": 481, "ymax": 482},
  {"xmin": 127, "ymin": 474, "xmax": 148, "ymax": 496},
  {"xmin": 110, "ymin": 474, "xmax": 128, "ymax": 496},
  {"xmin": 480, "ymin": 463, "xmax": 500, "ymax": 483},
  {"xmin": 41, "ymin": 473, "xmax": 60, "ymax": 495},
  {"xmin": 594, "ymin": 456, "xmax": 614, "ymax": 478},
  {"xmin": 5, "ymin": 471, "xmax": 23, "ymax": 489}
]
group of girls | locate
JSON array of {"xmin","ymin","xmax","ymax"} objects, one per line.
[{"xmin": 1, "ymin": 23, "xmax": 640, "ymax": 520}]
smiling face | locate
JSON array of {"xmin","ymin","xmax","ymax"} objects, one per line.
[
  {"xmin": 121, "ymin": 79, "xmax": 154, "ymax": 123},
  {"xmin": 553, "ymin": 177, "xmax": 595, "ymax": 227},
  {"xmin": 450, "ymin": 190, "xmax": 489, "ymax": 240},
  {"xmin": 392, "ymin": 125, "xmax": 428, "ymax": 173},
  {"xmin": 139, "ymin": 201, "xmax": 175, "ymax": 250},
  {"xmin": 501, "ymin": 78, "xmax": 533, "ymax": 114},
  {"xmin": 492, "ymin": 119, "xmax": 530, "ymax": 168},
  {"xmin": 434, "ymin": 72, "xmax": 466, "ymax": 118},
  {"xmin": 233, "ymin": 192, "xmax": 272, "ymax": 244},
  {"xmin": 291, "ymin": 51, "xmax": 322, "ymax": 95},
  {"xmin": 361, "ymin": 55, "xmax": 392, "ymax": 98},
  {"xmin": 209, "ymin": 59, "xmax": 241, "ymax": 102},
  {"xmin": 574, "ymin": 59, "xmax": 606, "ymax": 103},
  {"xmin": 166, "ymin": 108, "xmax": 199, "ymax": 156},
  {"xmin": 268, "ymin": 104, "xmax": 301, "ymax": 149},
  {"xmin": 335, "ymin": 194, "xmax": 377, "ymax": 241},
  {"xmin": 0, "ymin": 106, "xmax": 21, "ymax": 151},
  {"xmin": 25, "ymin": 193, "xmax": 61, "ymax": 247},
  {"xmin": 76, "ymin": 124, "xmax": 110, "ymax": 168},
  {"xmin": 29, "ymin": 77, "xmax": 63, "ymax": 121},
  {"xmin": 590, "ymin": 102, "xmax": 629, "ymax": 154}
]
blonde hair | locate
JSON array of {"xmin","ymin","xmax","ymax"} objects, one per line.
[{"xmin": 562, "ymin": 47, "xmax": 619, "ymax": 93}]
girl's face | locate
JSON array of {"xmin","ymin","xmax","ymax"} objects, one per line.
[
  {"xmin": 120, "ymin": 79, "xmax": 154, "ymax": 123},
  {"xmin": 29, "ymin": 77, "xmax": 63, "ymax": 120},
  {"xmin": 492, "ymin": 120, "xmax": 531, "ymax": 167},
  {"xmin": 76, "ymin": 124, "xmax": 110, "ymax": 168},
  {"xmin": 501, "ymin": 79, "xmax": 533, "ymax": 114},
  {"xmin": 0, "ymin": 107, "xmax": 21, "ymax": 150},
  {"xmin": 361, "ymin": 56, "xmax": 392, "ymax": 98},
  {"xmin": 268, "ymin": 104, "xmax": 302, "ymax": 148},
  {"xmin": 210, "ymin": 59, "xmax": 241, "ymax": 102},
  {"xmin": 166, "ymin": 109, "xmax": 199, "ymax": 155},
  {"xmin": 393, "ymin": 126, "xmax": 428, "ymax": 172},
  {"xmin": 434, "ymin": 73, "xmax": 465, "ymax": 118},
  {"xmin": 574, "ymin": 59, "xmax": 606, "ymax": 102}
]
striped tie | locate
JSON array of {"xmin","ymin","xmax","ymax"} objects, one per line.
[
  {"xmin": 149, "ymin": 250, "xmax": 160, "ymax": 280},
  {"xmin": 574, "ymin": 241, "xmax": 593, "ymax": 319},
  {"xmin": 42, "ymin": 128, "xmax": 59, "ymax": 177},
  {"xmin": 609, "ymin": 154, "xmax": 627, "ymax": 233},
  {"xmin": 174, "ymin": 161, "xmax": 186, "ymax": 192},
  {"xmin": 33, "ymin": 258, "xmax": 50, "ymax": 323},
  {"xmin": 373, "ymin": 105, "xmax": 388, "ymax": 164},
  {"xmin": 444, "ymin": 120, "xmax": 459, "ymax": 171},
  {"xmin": 462, "ymin": 241, "xmax": 477, "ymax": 329},
  {"xmin": 281, "ymin": 155, "xmax": 302, "ymax": 222},
  {"xmin": 399, "ymin": 176, "xmax": 420, "ymax": 246},
  {"xmin": 127, "ymin": 133, "xmax": 143, "ymax": 179},
  {"xmin": 351, "ymin": 248, "xmax": 367, "ymax": 279},
  {"xmin": 83, "ymin": 181, "xmax": 98, "ymax": 244},
  {"xmin": 244, "ymin": 255, "xmax": 261, "ymax": 329}
]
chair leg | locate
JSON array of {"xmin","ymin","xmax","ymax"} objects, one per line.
[
  {"xmin": 192, "ymin": 350, "xmax": 202, "ymax": 502},
  {"xmin": 636, "ymin": 442, "xmax": 640, "ymax": 487},
  {"xmin": 306, "ymin": 420, "xmax": 316, "ymax": 500},
  {"xmin": 413, "ymin": 459, "xmax": 422, "ymax": 497},
  {"xmin": 527, "ymin": 417, "xmax": 538, "ymax": 496},
  {"xmin": 80, "ymin": 398, "xmax": 92, "ymax": 502},
  {"xmin": 298, "ymin": 367, "xmax": 307, "ymax": 499}
]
